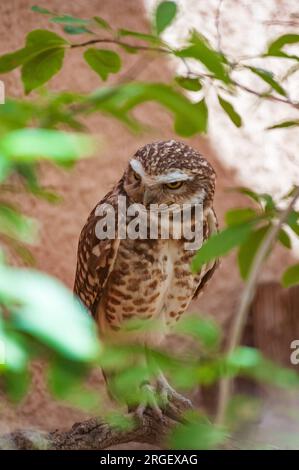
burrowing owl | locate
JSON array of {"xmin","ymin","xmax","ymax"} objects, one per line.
[{"xmin": 74, "ymin": 140, "xmax": 218, "ymax": 416}]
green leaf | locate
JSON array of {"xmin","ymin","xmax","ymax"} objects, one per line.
[
  {"xmin": 195, "ymin": 98, "xmax": 208, "ymax": 134},
  {"xmin": 84, "ymin": 48, "xmax": 121, "ymax": 81},
  {"xmin": 119, "ymin": 44, "xmax": 138, "ymax": 54},
  {"xmin": 0, "ymin": 129, "xmax": 94, "ymax": 164},
  {"xmin": 260, "ymin": 193, "xmax": 276, "ymax": 213},
  {"xmin": 191, "ymin": 223, "xmax": 253, "ymax": 273},
  {"xmin": 278, "ymin": 228, "xmax": 292, "ymax": 249},
  {"xmin": 0, "ymin": 203, "xmax": 37, "ymax": 244},
  {"xmin": 282, "ymin": 263, "xmax": 299, "ymax": 288},
  {"xmin": 0, "ymin": 331, "xmax": 31, "ymax": 373},
  {"xmin": 11, "ymin": 242, "xmax": 36, "ymax": 265},
  {"xmin": 89, "ymin": 82, "xmax": 209, "ymax": 136},
  {"xmin": 93, "ymin": 16, "xmax": 111, "ymax": 30},
  {"xmin": 169, "ymin": 412, "xmax": 226, "ymax": 450},
  {"xmin": 0, "ymin": 99, "xmax": 34, "ymax": 130},
  {"xmin": 29, "ymin": 187, "xmax": 63, "ymax": 204},
  {"xmin": 283, "ymin": 186, "xmax": 299, "ymax": 200},
  {"xmin": 175, "ymin": 314, "xmax": 220, "ymax": 350},
  {"xmin": 247, "ymin": 66, "xmax": 287, "ymax": 96},
  {"xmin": 267, "ymin": 120, "xmax": 299, "ymax": 130},
  {"xmin": 118, "ymin": 29, "xmax": 161, "ymax": 44},
  {"xmin": 228, "ymin": 187, "xmax": 277, "ymax": 212},
  {"xmin": 110, "ymin": 364, "xmax": 151, "ymax": 405},
  {"xmin": 175, "ymin": 76, "xmax": 202, "ymax": 91},
  {"xmin": 50, "ymin": 15, "xmax": 89, "ymax": 25},
  {"xmin": 5, "ymin": 369, "xmax": 31, "ymax": 402},
  {"xmin": 48, "ymin": 360, "xmax": 100, "ymax": 411},
  {"xmin": 228, "ymin": 186, "xmax": 261, "ymax": 205},
  {"xmin": 0, "ymin": 155, "xmax": 12, "ymax": 182},
  {"xmin": 176, "ymin": 31, "xmax": 230, "ymax": 84},
  {"xmin": 26, "ymin": 28, "xmax": 69, "ymax": 49},
  {"xmin": 225, "ymin": 208, "xmax": 257, "ymax": 226},
  {"xmin": 237, "ymin": 225, "xmax": 270, "ymax": 280},
  {"xmin": 227, "ymin": 347, "xmax": 299, "ymax": 388},
  {"xmin": 0, "ymin": 48, "xmax": 33, "ymax": 73},
  {"xmin": 267, "ymin": 34, "xmax": 299, "ymax": 60},
  {"xmin": 21, "ymin": 47, "xmax": 65, "ymax": 94},
  {"xmin": 0, "ymin": 266, "xmax": 101, "ymax": 362},
  {"xmin": 106, "ymin": 411, "xmax": 135, "ymax": 431},
  {"xmin": 227, "ymin": 346, "xmax": 261, "ymax": 369},
  {"xmin": 218, "ymin": 95, "xmax": 242, "ymax": 127},
  {"xmin": 287, "ymin": 210, "xmax": 299, "ymax": 235},
  {"xmin": 63, "ymin": 25, "xmax": 92, "ymax": 35},
  {"xmin": 15, "ymin": 163, "xmax": 63, "ymax": 203},
  {"xmin": 155, "ymin": 1, "xmax": 177, "ymax": 35},
  {"xmin": 0, "ymin": 29, "xmax": 68, "ymax": 74},
  {"xmin": 251, "ymin": 359, "xmax": 299, "ymax": 388},
  {"xmin": 31, "ymin": 5, "xmax": 52, "ymax": 15},
  {"xmin": 175, "ymin": 98, "xmax": 208, "ymax": 135}
]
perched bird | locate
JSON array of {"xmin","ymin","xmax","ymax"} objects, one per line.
[{"xmin": 74, "ymin": 140, "xmax": 218, "ymax": 417}]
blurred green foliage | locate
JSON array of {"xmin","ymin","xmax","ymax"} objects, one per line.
[{"xmin": 192, "ymin": 187, "xmax": 299, "ymax": 284}]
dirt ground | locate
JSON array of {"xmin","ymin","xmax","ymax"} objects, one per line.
[{"xmin": 0, "ymin": 0, "xmax": 294, "ymax": 448}]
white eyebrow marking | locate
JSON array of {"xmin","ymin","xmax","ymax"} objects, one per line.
[
  {"xmin": 156, "ymin": 170, "xmax": 193, "ymax": 184},
  {"xmin": 130, "ymin": 159, "xmax": 145, "ymax": 178}
]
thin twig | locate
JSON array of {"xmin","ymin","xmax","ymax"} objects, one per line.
[
  {"xmin": 263, "ymin": 20, "xmax": 299, "ymax": 27},
  {"xmin": 215, "ymin": 0, "xmax": 224, "ymax": 51},
  {"xmin": 68, "ymin": 36, "xmax": 299, "ymax": 111},
  {"xmin": 70, "ymin": 38, "xmax": 169, "ymax": 54},
  {"xmin": 216, "ymin": 186, "xmax": 299, "ymax": 426},
  {"xmin": 231, "ymin": 79, "xmax": 299, "ymax": 110}
]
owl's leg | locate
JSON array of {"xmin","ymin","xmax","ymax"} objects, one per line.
[
  {"xmin": 128, "ymin": 375, "xmax": 193, "ymax": 422},
  {"xmin": 132, "ymin": 350, "xmax": 193, "ymax": 422},
  {"xmin": 157, "ymin": 373, "xmax": 193, "ymax": 419},
  {"xmin": 133, "ymin": 382, "xmax": 163, "ymax": 421}
]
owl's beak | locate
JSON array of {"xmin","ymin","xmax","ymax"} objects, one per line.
[{"xmin": 143, "ymin": 188, "xmax": 155, "ymax": 207}]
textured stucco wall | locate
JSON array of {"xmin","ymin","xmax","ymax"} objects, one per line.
[{"xmin": 145, "ymin": 0, "xmax": 299, "ymax": 198}]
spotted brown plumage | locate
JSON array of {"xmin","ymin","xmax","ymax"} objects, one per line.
[{"xmin": 74, "ymin": 140, "xmax": 218, "ymax": 414}]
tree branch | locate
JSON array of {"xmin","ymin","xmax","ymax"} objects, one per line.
[
  {"xmin": 216, "ymin": 186, "xmax": 299, "ymax": 426},
  {"xmin": 0, "ymin": 411, "xmax": 177, "ymax": 450},
  {"xmin": 70, "ymin": 38, "xmax": 169, "ymax": 54},
  {"xmin": 231, "ymin": 79, "xmax": 299, "ymax": 110},
  {"xmin": 68, "ymin": 35, "xmax": 299, "ymax": 111}
]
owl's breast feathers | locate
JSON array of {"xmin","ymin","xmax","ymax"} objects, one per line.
[{"xmin": 74, "ymin": 187, "xmax": 218, "ymax": 344}]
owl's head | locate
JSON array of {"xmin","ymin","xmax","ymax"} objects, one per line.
[{"xmin": 123, "ymin": 140, "xmax": 216, "ymax": 208}]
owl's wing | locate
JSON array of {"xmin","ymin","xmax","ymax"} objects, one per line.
[
  {"xmin": 73, "ymin": 191, "xmax": 120, "ymax": 318},
  {"xmin": 192, "ymin": 207, "xmax": 219, "ymax": 299}
]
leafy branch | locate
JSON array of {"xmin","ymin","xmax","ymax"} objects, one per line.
[
  {"xmin": 216, "ymin": 186, "xmax": 299, "ymax": 426},
  {"xmin": 0, "ymin": 1, "xmax": 298, "ymax": 131},
  {"xmin": 70, "ymin": 38, "xmax": 170, "ymax": 54}
]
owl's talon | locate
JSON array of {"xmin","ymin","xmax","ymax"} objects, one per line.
[
  {"xmin": 157, "ymin": 375, "xmax": 193, "ymax": 414},
  {"xmin": 134, "ymin": 403, "xmax": 146, "ymax": 422},
  {"xmin": 130, "ymin": 379, "xmax": 193, "ymax": 424},
  {"xmin": 132, "ymin": 383, "xmax": 163, "ymax": 422},
  {"xmin": 164, "ymin": 402, "xmax": 188, "ymax": 424}
]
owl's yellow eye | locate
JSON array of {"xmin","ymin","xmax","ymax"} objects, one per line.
[
  {"xmin": 133, "ymin": 172, "xmax": 141, "ymax": 182},
  {"xmin": 165, "ymin": 181, "xmax": 184, "ymax": 190}
]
